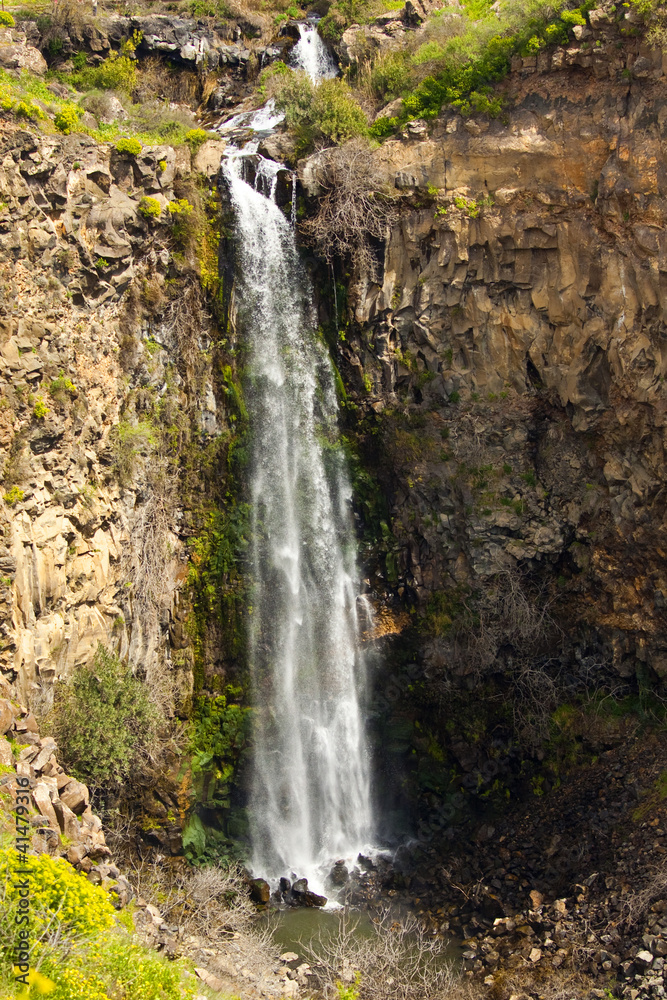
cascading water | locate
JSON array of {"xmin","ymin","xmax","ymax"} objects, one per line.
[
  {"xmin": 221, "ymin": 151, "xmax": 373, "ymax": 886},
  {"xmin": 290, "ymin": 21, "xmax": 337, "ymax": 82}
]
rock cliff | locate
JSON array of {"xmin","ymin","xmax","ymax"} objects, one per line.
[{"xmin": 317, "ymin": 35, "xmax": 667, "ymax": 687}]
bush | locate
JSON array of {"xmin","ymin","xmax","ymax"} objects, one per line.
[
  {"xmin": 115, "ymin": 135, "xmax": 142, "ymax": 156},
  {"xmin": 300, "ymin": 138, "xmax": 395, "ymax": 277},
  {"xmin": 2, "ymin": 486, "xmax": 24, "ymax": 506},
  {"xmin": 54, "ymin": 104, "xmax": 79, "ymax": 134},
  {"xmin": 50, "ymin": 643, "xmax": 161, "ymax": 793},
  {"xmin": 168, "ymin": 198, "xmax": 193, "ymax": 216},
  {"xmin": 49, "ymin": 376, "xmax": 78, "ymax": 402},
  {"xmin": 33, "ymin": 397, "xmax": 49, "ymax": 419},
  {"xmin": 275, "ymin": 73, "xmax": 367, "ymax": 153},
  {"xmin": 0, "ymin": 848, "xmax": 198, "ymax": 1000},
  {"xmin": 72, "ymin": 51, "xmax": 137, "ymax": 93},
  {"xmin": 184, "ymin": 127, "xmax": 209, "ymax": 153},
  {"xmin": 0, "ymin": 849, "xmax": 116, "ymax": 942},
  {"xmin": 0, "ymin": 11, "xmax": 15, "ymax": 26},
  {"xmin": 14, "ymin": 99, "xmax": 45, "ymax": 120},
  {"xmin": 367, "ymin": 0, "xmax": 594, "ymax": 130},
  {"xmin": 139, "ymin": 195, "xmax": 162, "ymax": 219}
]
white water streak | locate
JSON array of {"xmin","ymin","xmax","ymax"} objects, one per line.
[
  {"xmin": 222, "ymin": 153, "xmax": 372, "ymax": 883},
  {"xmin": 291, "ymin": 22, "xmax": 337, "ymax": 82}
]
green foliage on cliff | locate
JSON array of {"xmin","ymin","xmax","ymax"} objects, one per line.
[
  {"xmin": 71, "ymin": 51, "xmax": 137, "ymax": 93},
  {"xmin": 50, "ymin": 644, "xmax": 161, "ymax": 794},
  {"xmin": 367, "ymin": 0, "xmax": 599, "ymax": 134},
  {"xmin": 273, "ymin": 73, "xmax": 368, "ymax": 152},
  {"xmin": 0, "ymin": 848, "xmax": 198, "ymax": 1000}
]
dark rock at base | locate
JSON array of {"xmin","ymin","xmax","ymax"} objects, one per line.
[
  {"xmin": 303, "ymin": 890, "xmax": 327, "ymax": 907},
  {"xmin": 280, "ymin": 876, "xmax": 291, "ymax": 893},
  {"xmin": 329, "ymin": 860, "xmax": 349, "ymax": 885},
  {"xmin": 249, "ymin": 877, "xmax": 270, "ymax": 904},
  {"xmin": 292, "ymin": 877, "xmax": 308, "ymax": 895}
]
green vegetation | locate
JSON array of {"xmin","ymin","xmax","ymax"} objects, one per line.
[
  {"xmin": 71, "ymin": 51, "xmax": 137, "ymax": 94},
  {"xmin": 184, "ymin": 127, "xmax": 210, "ymax": 153},
  {"xmin": 271, "ymin": 72, "xmax": 368, "ymax": 153},
  {"xmin": 0, "ymin": 849, "xmax": 198, "ymax": 1000},
  {"xmin": 139, "ymin": 195, "xmax": 162, "ymax": 219},
  {"xmin": 0, "ymin": 12, "xmax": 15, "ymax": 26},
  {"xmin": 2, "ymin": 486, "xmax": 24, "ymax": 506},
  {"xmin": 168, "ymin": 197, "xmax": 194, "ymax": 217},
  {"xmin": 183, "ymin": 691, "xmax": 251, "ymax": 862},
  {"xmin": 115, "ymin": 135, "xmax": 143, "ymax": 156},
  {"xmin": 364, "ymin": 0, "xmax": 602, "ymax": 137},
  {"xmin": 320, "ymin": 0, "xmax": 404, "ymax": 41},
  {"xmin": 33, "ymin": 396, "xmax": 49, "ymax": 419},
  {"xmin": 50, "ymin": 643, "xmax": 161, "ymax": 794},
  {"xmin": 54, "ymin": 104, "xmax": 79, "ymax": 134},
  {"xmin": 48, "ymin": 376, "xmax": 78, "ymax": 401}
]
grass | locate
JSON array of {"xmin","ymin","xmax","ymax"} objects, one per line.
[
  {"xmin": 0, "ymin": 61, "xmax": 213, "ymax": 150},
  {"xmin": 350, "ymin": 0, "xmax": 605, "ymax": 136}
]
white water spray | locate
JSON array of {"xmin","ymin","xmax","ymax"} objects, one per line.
[
  {"xmin": 291, "ymin": 21, "xmax": 337, "ymax": 82},
  {"xmin": 221, "ymin": 152, "xmax": 372, "ymax": 885}
]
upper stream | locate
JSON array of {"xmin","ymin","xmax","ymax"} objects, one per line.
[{"xmin": 220, "ymin": 25, "xmax": 373, "ymax": 887}]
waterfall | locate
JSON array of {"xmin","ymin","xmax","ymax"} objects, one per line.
[
  {"xmin": 290, "ymin": 21, "xmax": 337, "ymax": 82},
  {"xmin": 221, "ymin": 152, "xmax": 372, "ymax": 885}
]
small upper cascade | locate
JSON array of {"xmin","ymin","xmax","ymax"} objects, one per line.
[{"xmin": 290, "ymin": 21, "xmax": 337, "ymax": 82}]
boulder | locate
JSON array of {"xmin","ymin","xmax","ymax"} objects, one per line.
[
  {"xmin": 194, "ymin": 140, "xmax": 226, "ymax": 180},
  {"xmin": 249, "ymin": 877, "xmax": 270, "ymax": 904},
  {"xmin": 32, "ymin": 782, "xmax": 59, "ymax": 830},
  {"xmin": 329, "ymin": 860, "xmax": 349, "ymax": 885},
  {"xmin": 59, "ymin": 779, "xmax": 90, "ymax": 815},
  {"xmin": 53, "ymin": 799, "xmax": 81, "ymax": 842},
  {"xmin": 0, "ymin": 43, "xmax": 47, "ymax": 75}
]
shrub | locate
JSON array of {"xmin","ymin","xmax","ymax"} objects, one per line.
[
  {"xmin": 275, "ymin": 73, "xmax": 367, "ymax": 153},
  {"xmin": 2, "ymin": 486, "xmax": 24, "ymax": 506},
  {"xmin": 168, "ymin": 197, "xmax": 193, "ymax": 216},
  {"xmin": 115, "ymin": 135, "xmax": 142, "ymax": 156},
  {"xmin": 139, "ymin": 195, "xmax": 162, "ymax": 219},
  {"xmin": 0, "ymin": 849, "xmax": 116, "ymax": 940},
  {"xmin": 50, "ymin": 643, "xmax": 161, "ymax": 793},
  {"xmin": 300, "ymin": 138, "xmax": 395, "ymax": 278},
  {"xmin": 73, "ymin": 52, "xmax": 137, "ymax": 93},
  {"xmin": 54, "ymin": 104, "xmax": 79, "ymax": 134},
  {"xmin": 184, "ymin": 127, "xmax": 209, "ymax": 153},
  {"xmin": 0, "ymin": 11, "xmax": 15, "ymax": 26},
  {"xmin": 0, "ymin": 848, "xmax": 198, "ymax": 1000},
  {"xmin": 33, "ymin": 397, "xmax": 49, "ymax": 419},
  {"xmin": 14, "ymin": 99, "xmax": 45, "ymax": 120},
  {"xmin": 49, "ymin": 376, "xmax": 78, "ymax": 402}
]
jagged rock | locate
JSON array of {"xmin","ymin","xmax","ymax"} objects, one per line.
[
  {"xmin": 0, "ymin": 699, "xmax": 13, "ymax": 735},
  {"xmin": 59, "ymin": 779, "xmax": 90, "ymax": 815}
]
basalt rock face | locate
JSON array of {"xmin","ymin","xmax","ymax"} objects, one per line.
[
  {"xmin": 320, "ymin": 48, "xmax": 667, "ymax": 690},
  {"xmin": 0, "ymin": 124, "xmax": 229, "ymax": 719}
]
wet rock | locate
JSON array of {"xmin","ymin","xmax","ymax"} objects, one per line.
[
  {"xmin": 249, "ymin": 877, "xmax": 270, "ymax": 904},
  {"xmin": 329, "ymin": 860, "xmax": 349, "ymax": 885},
  {"xmin": 303, "ymin": 890, "xmax": 327, "ymax": 907}
]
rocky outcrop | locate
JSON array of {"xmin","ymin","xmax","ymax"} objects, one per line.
[
  {"xmin": 313, "ymin": 33, "xmax": 667, "ymax": 686},
  {"xmin": 0, "ymin": 26, "xmax": 47, "ymax": 75},
  {"xmin": 0, "ymin": 125, "xmax": 227, "ymax": 710}
]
